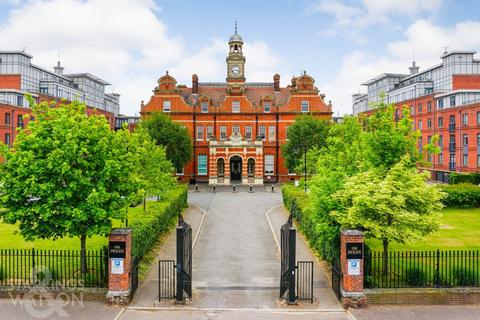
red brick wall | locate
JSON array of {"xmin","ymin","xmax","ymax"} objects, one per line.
[
  {"xmin": 0, "ymin": 75, "xmax": 21, "ymax": 90},
  {"xmin": 453, "ymin": 75, "xmax": 480, "ymax": 90}
]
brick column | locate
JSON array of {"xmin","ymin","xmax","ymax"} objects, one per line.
[
  {"xmin": 340, "ymin": 229, "xmax": 366, "ymax": 307},
  {"xmin": 106, "ymin": 228, "xmax": 132, "ymax": 305}
]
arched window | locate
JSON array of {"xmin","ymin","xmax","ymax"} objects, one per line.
[
  {"xmin": 217, "ymin": 158, "xmax": 225, "ymax": 177},
  {"xmin": 247, "ymin": 158, "xmax": 255, "ymax": 177}
]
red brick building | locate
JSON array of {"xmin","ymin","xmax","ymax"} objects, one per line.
[
  {"xmin": 141, "ymin": 30, "xmax": 332, "ymax": 184},
  {"xmin": 0, "ymin": 51, "xmax": 120, "ymax": 148},
  {"xmin": 353, "ymin": 51, "xmax": 480, "ymax": 182}
]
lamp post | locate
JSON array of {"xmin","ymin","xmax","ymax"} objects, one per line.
[{"xmin": 294, "ymin": 141, "xmax": 308, "ymax": 193}]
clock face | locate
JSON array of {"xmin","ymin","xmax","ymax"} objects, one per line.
[{"xmin": 231, "ymin": 65, "xmax": 240, "ymax": 75}]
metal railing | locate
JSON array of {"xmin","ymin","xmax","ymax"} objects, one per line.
[
  {"xmin": 365, "ymin": 249, "xmax": 480, "ymax": 288},
  {"xmin": 0, "ymin": 248, "xmax": 108, "ymax": 288}
]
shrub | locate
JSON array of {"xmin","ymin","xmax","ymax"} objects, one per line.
[
  {"xmin": 282, "ymin": 184, "xmax": 339, "ymax": 263},
  {"xmin": 129, "ymin": 185, "xmax": 187, "ymax": 259},
  {"xmin": 453, "ymin": 267, "xmax": 477, "ymax": 286},
  {"xmin": 449, "ymin": 172, "xmax": 480, "ymax": 185},
  {"xmin": 404, "ymin": 267, "xmax": 426, "ymax": 286},
  {"xmin": 438, "ymin": 183, "xmax": 480, "ymax": 208}
]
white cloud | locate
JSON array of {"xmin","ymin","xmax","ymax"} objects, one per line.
[
  {"xmin": 313, "ymin": 0, "xmax": 443, "ymax": 41},
  {"xmin": 0, "ymin": 0, "xmax": 284, "ymax": 115},
  {"xmin": 325, "ymin": 19, "xmax": 480, "ymax": 115}
]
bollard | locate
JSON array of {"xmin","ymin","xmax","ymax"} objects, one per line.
[
  {"xmin": 212, "ymin": 184, "xmax": 216, "ymax": 193},
  {"xmin": 271, "ymin": 184, "xmax": 275, "ymax": 193},
  {"xmin": 249, "ymin": 184, "xmax": 253, "ymax": 193},
  {"xmin": 233, "ymin": 184, "xmax": 236, "ymax": 193},
  {"xmin": 195, "ymin": 184, "xmax": 199, "ymax": 192}
]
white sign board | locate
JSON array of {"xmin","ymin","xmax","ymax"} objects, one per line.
[
  {"xmin": 347, "ymin": 259, "xmax": 360, "ymax": 276},
  {"xmin": 294, "ymin": 180, "xmax": 300, "ymax": 187},
  {"xmin": 111, "ymin": 258, "xmax": 124, "ymax": 274}
]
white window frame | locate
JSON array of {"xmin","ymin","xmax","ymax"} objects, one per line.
[
  {"xmin": 268, "ymin": 125, "xmax": 275, "ymax": 141},
  {"xmin": 259, "ymin": 125, "xmax": 266, "ymax": 140},
  {"xmin": 163, "ymin": 100, "xmax": 171, "ymax": 112},
  {"xmin": 176, "ymin": 166, "xmax": 184, "ymax": 176},
  {"xmin": 198, "ymin": 154, "xmax": 207, "ymax": 176},
  {"xmin": 245, "ymin": 125, "xmax": 252, "ymax": 140},
  {"xmin": 206, "ymin": 125, "xmax": 213, "ymax": 140},
  {"xmin": 265, "ymin": 155, "xmax": 274, "ymax": 175},
  {"xmin": 232, "ymin": 125, "xmax": 240, "ymax": 133},
  {"xmin": 301, "ymin": 100, "xmax": 309, "ymax": 112},
  {"xmin": 264, "ymin": 102, "xmax": 271, "ymax": 113},
  {"xmin": 196, "ymin": 126, "xmax": 204, "ymax": 140},
  {"xmin": 232, "ymin": 100, "xmax": 240, "ymax": 113},
  {"xmin": 220, "ymin": 126, "xmax": 227, "ymax": 140},
  {"xmin": 201, "ymin": 101, "xmax": 209, "ymax": 113}
]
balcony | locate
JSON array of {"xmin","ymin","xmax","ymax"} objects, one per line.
[
  {"xmin": 449, "ymin": 143, "xmax": 456, "ymax": 153},
  {"xmin": 448, "ymin": 123, "xmax": 456, "ymax": 133},
  {"xmin": 449, "ymin": 161, "xmax": 456, "ymax": 171}
]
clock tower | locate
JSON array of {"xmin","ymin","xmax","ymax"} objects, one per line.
[{"xmin": 226, "ymin": 22, "xmax": 246, "ymax": 83}]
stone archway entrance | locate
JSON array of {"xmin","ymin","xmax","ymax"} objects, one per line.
[{"xmin": 230, "ymin": 155, "xmax": 242, "ymax": 181}]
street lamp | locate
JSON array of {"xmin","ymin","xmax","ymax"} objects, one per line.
[{"xmin": 293, "ymin": 141, "xmax": 308, "ymax": 193}]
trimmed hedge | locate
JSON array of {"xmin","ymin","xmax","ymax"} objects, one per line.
[
  {"xmin": 282, "ymin": 184, "xmax": 339, "ymax": 263},
  {"xmin": 449, "ymin": 172, "xmax": 480, "ymax": 185},
  {"xmin": 129, "ymin": 185, "xmax": 187, "ymax": 259},
  {"xmin": 439, "ymin": 183, "xmax": 480, "ymax": 208}
]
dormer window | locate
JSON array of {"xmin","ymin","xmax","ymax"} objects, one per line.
[
  {"xmin": 201, "ymin": 101, "xmax": 208, "ymax": 113},
  {"xmin": 264, "ymin": 102, "xmax": 271, "ymax": 113},
  {"xmin": 301, "ymin": 100, "xmax": 309, "ymax": 112},
  {"xmin": 232, "ymin": 100, "xmax": 240, "ymax": 113},
  {"xmin": 163, "ymin": 100, "xmax": 171, "ymax": 112}
]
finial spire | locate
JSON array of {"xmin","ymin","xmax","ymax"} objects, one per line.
[{"xmin": 235, "ymin": 21, "xmax": 238, "ymax": 34}]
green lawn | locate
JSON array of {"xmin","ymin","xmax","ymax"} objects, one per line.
[
  {"xmin": 366, "ymin": 208, "xmax": 480, "ymax": 251},
  {"xmin": 0, "ymin": 204, "xmax": 150, "ymax": 251}
]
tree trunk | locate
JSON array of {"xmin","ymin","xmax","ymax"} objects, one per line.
[
  {"xmin": 80, "ymin": 234, "xmax": 87, "ymax": 274},
  {"xmin": 382, "ymin": 238, "xmax": 389, "ymax": 275},
  {"xmin": 143, "ymin": 196, "xmax": 146, "ymax": 212}
]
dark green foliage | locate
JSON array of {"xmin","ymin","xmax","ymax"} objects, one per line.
[
  {"xmin": 141, "ymin": 113, "xmax": 193, "ymax": 172},
  {"xmin": 449, "ymin": 172, "xmax": 480, "ymax": 185},
  {"xmin": 439, "ymin": 184, "xmax": 480, "ymax": 208},
  {"xmin": 281, "ymin": 115, "xmax": 330, "ymax": 172},
  {"xmin": 130, "ymin": 185, "xmax": 187, "ymax": 259},
  {"xmin": 282, "ymin": 184, "xmax": 339, "ymax": 263},
  {"xmin": 404, "ymin": 268, "xmax": 426, "ymax": 286},
  {"xmin": 453, "ymin": 267, "xmax": 477, "ymax": 286}
]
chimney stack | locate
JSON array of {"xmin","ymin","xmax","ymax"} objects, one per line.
[
  {"xmin": 273, "ymin": 73, "xmax": 280, "ymax": 92},
  {"xmin": 53, "ymin": 61, "xmax": 64, "ymax": 75},
  {"xmin": 192, "ymin": 74, "xmax": 198, "ymax": 94}
]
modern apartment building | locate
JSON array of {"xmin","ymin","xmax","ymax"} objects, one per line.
[
  {"xmin": 353, "ymin": 51, "xmax": 480, "ymax": 182},
  {"xmin": 0, "ymin": 51, "xmax": 120, "ymax": 146}
]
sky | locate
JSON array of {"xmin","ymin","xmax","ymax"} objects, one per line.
[{"xmin": 1, "ymin": 0, "xmax": 480, "ymax": 116}]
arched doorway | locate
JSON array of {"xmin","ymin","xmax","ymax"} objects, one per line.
[
  {"xmin": 230, "ymin": 155, "xmax": 242, "ymax": 181},
  {"xmin": 247, "ymin": 158, "xmax": 255, "ymax": 177},
  {"xmin": 217, "ymin": 158, "xmax": 225, "ymax": 177}
]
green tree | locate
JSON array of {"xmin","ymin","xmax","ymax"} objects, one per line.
[
  {"xmin": 282, "ymin": 115, "xmax": 330, "ymax": 173},
  {"xmin": 141, "ymin": 113, "xmax": 192, "ymax": 172},
  {"xmin": 0, "ymin": 99, "xmax": 142, "ymax": 273},
  {"xmin": 133, "ymin": 128, "xmax": 176, "ymax": 210},
  {"xmin": 332, "ymin": 158, "xmax": 445, "ymax": 273}
]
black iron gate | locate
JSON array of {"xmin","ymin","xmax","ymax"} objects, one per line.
[
  {"xmin": 158, "ymin": 214, "xmax": 192, "ymax": 303},
  {"xmin": 280, "ymin": 215, "xmax": 296, "ymax": 303},
  {"xmin": 297, "ymin": 261, "xmax": 313, "ymax": 303},
  {"xmin": 331, "ymin": 253, "xmax": 342, "ymax": 300},
  {"xmin": 130, "ymin": 256, "xmax": 139, "ymax": 299},
  {"xmin": 176, "ymin": 215, "xmax": 192, "ymax": 302}
]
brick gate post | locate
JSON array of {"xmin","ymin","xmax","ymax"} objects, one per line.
[
  {"xmin": 106, "ymin": 228, "xmax": 132, "ymax": 305},
  {"xmin": 340, "ymin": 229, "xmax": 366, "ymax": 307}
]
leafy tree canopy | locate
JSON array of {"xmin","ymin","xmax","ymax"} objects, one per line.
[
  {"xmin": 140, "ymin": 113, "xmax": 192, "ymax": 172},
  {"xmin": 282, "ymin": 115, "xmax": 330, "ymax": 172}
]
